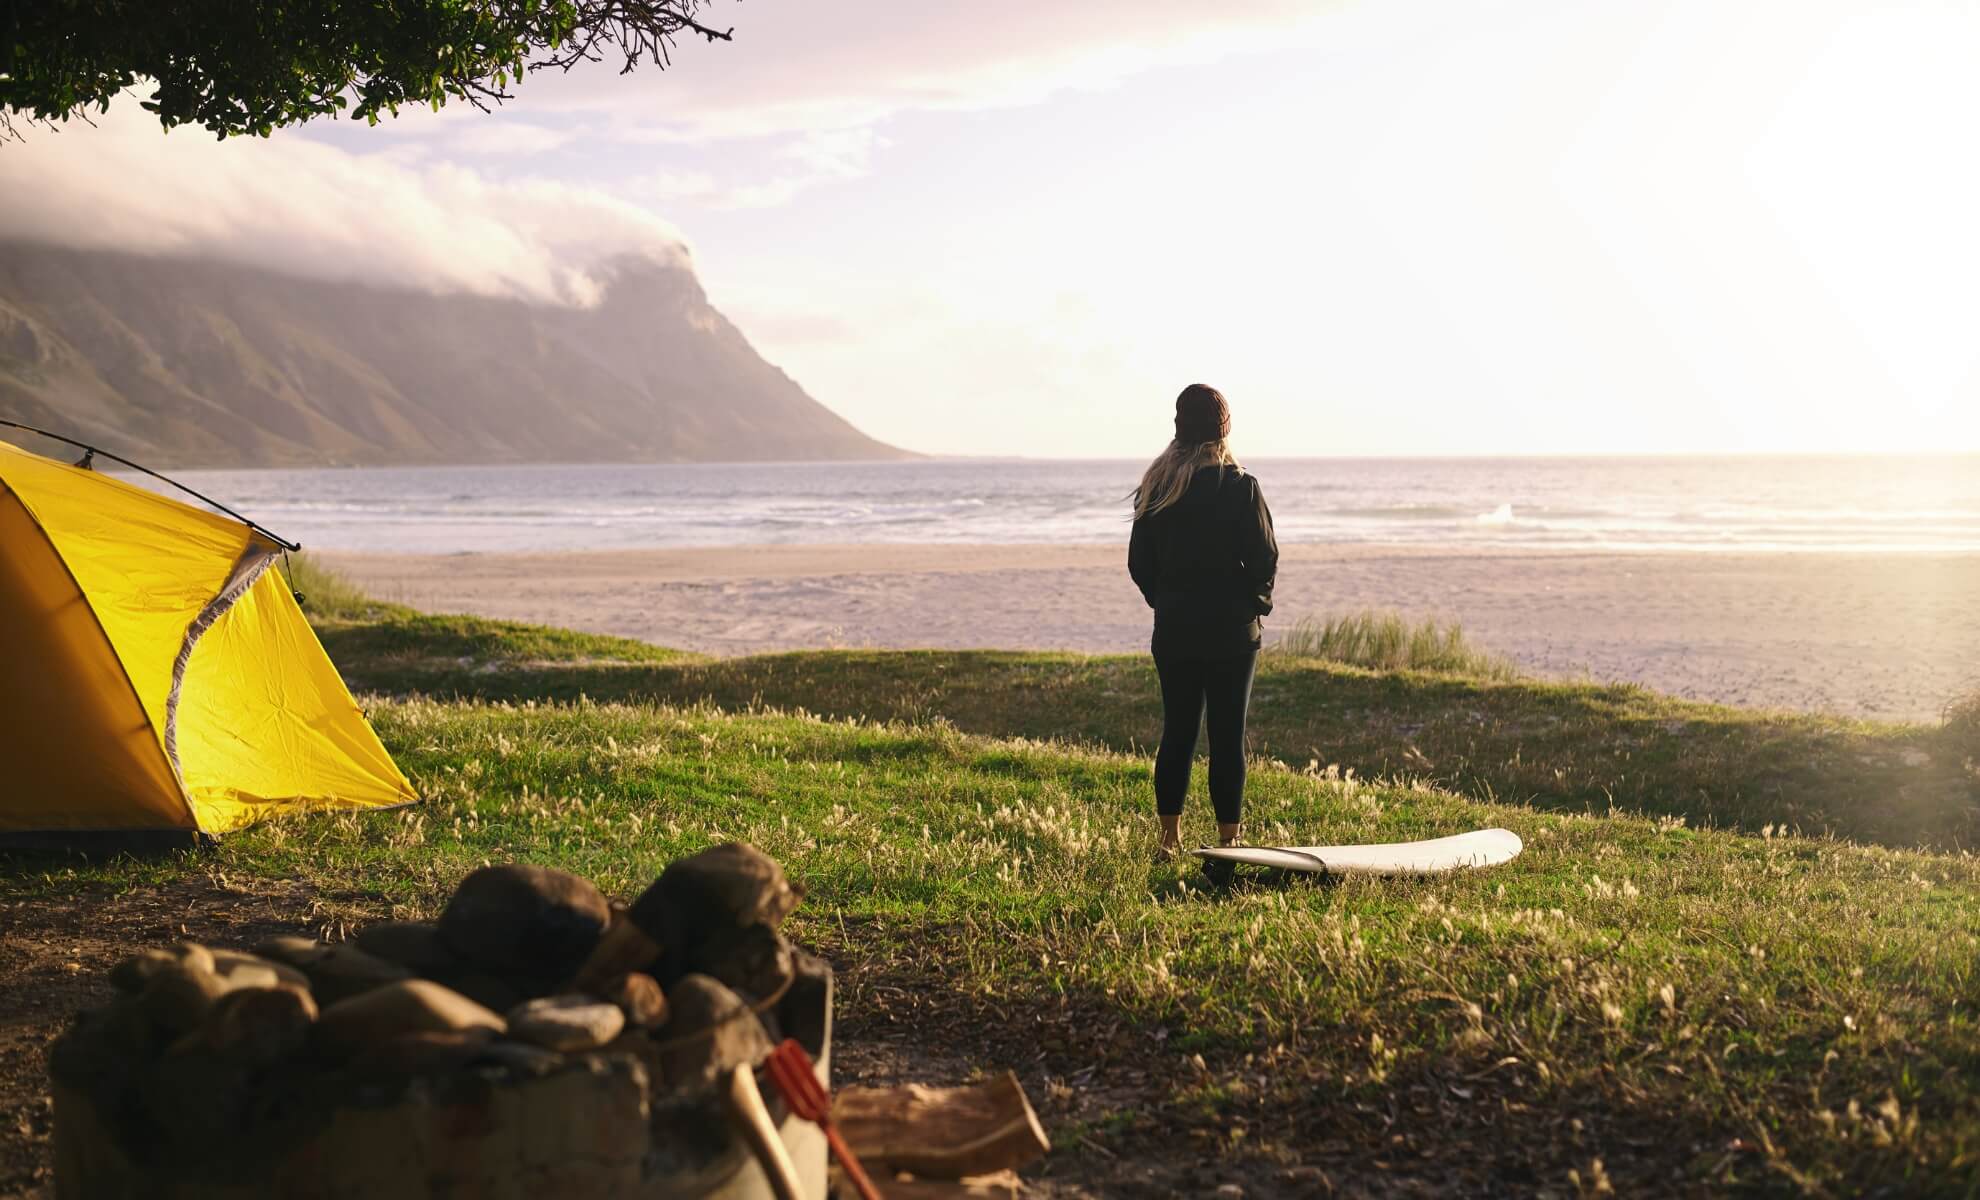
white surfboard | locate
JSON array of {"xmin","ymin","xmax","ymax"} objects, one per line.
[{"xmin": 1191, "ymin": 828, "xmax": 1522, "ymax": 876}]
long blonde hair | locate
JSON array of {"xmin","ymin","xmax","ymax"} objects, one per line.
[{"xmin": 1132, "ymin": 438, "xmax": 1240, "ymax": 521}]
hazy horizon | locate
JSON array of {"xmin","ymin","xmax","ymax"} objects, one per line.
[
  {"xmin": 107, "ymin": 454, "xmax": 1977, "ymax": 559},
  {"xmin": 4, "ymin": 0, "xmax": 1977, "ymax": 459}
]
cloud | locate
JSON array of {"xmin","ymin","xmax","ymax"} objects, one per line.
[
  {"xmin": 631, "ymin": 168, "xmax": 816, "ymax": 210},
  {"xmin": 320, "ymin": 4, "xmax": 1342, "ymax": 222},
  {"xmin": 625, "ymin": 126, "xmax": 885, "ymax": 209},
  {"xmin": 0, "ymin": 103, "xmax": 691, "ymax": 306},
  {"xmin": 439, "ymin": 120, "xmax": 581, "ymax": 157},
  {"xmin": 373, "ymin": 1, "xmax": 1338, "ymax": 143},
  {"xmin": 780, "ymin": 127, "xmax": 883, "ymax": 183}
]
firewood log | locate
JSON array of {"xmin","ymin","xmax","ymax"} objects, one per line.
[
  {"xmin": 835, "ymin": 1169, "xmax": 1021, "ymax": 1198},
  {"xmin": 832, "ymin": 1072, "xmax": 1049, "ymax": 1180}
]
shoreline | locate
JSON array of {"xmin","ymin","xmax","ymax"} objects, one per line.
[{"xmin": 322, "ymin": 542, "xmax": 1980, "ymax": 723}]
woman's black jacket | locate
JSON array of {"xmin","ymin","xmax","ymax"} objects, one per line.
[{"xmin": 1128, "ymin": 465, "xmax": 1278, "ymax": 658}]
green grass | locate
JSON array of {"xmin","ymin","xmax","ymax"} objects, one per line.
[
  {"xmin": 1271, "ymin": 609, "xmax": 1518, "ymax": 679},
  {"xmin": 318, "ymin": 610, "xmax": 695, "ymax": 668},
  {"xmin": 18, "ymin": 693, "xmax": 1978, "ymax": 1192},
  {"xmin": 315, "ymin": 615, "xmax": 1980, "ymax": 852},
  {"xmin": 279, "ymin": 552, "xmax": 379, "ymax": 621},
  {"xmin": 10, "ymin": 562, "xmax": 1978, "ymax": 1192}
]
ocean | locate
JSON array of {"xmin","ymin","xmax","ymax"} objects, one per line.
[{"xmin": 144, "ymin": 455, "xmax": 1980, "ymax": 556}]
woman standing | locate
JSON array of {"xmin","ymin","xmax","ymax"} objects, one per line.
[{"xmin": 1129, "ymin": 384, "xmax": 1278, "ymax": 870}]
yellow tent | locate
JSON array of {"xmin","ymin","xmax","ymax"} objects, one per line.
[{"xmin": 0, "ymin": 437, "xmax": 415, "ymax": 842}]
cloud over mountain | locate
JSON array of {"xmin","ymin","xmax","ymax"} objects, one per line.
[{"xmin": 0, "ymin": 105, "xmax": 690, "ymax": 306}]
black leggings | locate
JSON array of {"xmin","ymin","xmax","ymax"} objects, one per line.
[{"xmin": 1153, "ymin": 650, "xmax": 1257, "ymax": 825}]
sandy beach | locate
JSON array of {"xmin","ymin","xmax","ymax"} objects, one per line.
[{"xmin": 322, "ymin": 543, "xmax": 1980, "ymax": 723}]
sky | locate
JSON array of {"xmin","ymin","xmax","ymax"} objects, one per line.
[{"xmin": 5, "ymin": 0, "xmax": 1978, "ymax": 458}]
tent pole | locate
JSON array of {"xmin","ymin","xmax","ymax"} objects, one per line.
[{"xmin": 0, "ymin": 420, "xmax": 302, "ymax": 552}]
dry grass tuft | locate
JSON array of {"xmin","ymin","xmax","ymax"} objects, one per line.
[
  {"xmin": 278, "ymin": 553, "xmax": 377, "ymax": 621},
  {"xmin": 1271, "ymin": 610, "xmax": 1517, "ymax": 679},
  {"xmin": 1943, "ymin": 686, "xmax": 1980, "ymax": 774}
]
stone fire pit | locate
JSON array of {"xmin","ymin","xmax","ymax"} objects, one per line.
[{"xmin": 50, "ymin": 844, "xmax": 833, "ymax": 1199}]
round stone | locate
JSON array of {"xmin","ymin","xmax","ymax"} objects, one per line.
[
  {"xmin": 262, "ymin": 941, "xmax": 414, "ymax": 1006},
  {"xmin": 433, "ymin": 969, "xmax": 531, "ymax": 1015},
  {"xmin": 440, "ymin": 865, "xmax": 610, "ymax": 980},
  {"xmin": 208, "ymin": 949, "xmax": 311, "ymax": 993},
  {"xmin": 351, "ymin": 1029, "xmax": 499, "ymax": 1078},
  {"xmin": 111, "ymin": 942, "xmax": 214, "ymax": 994},
  {"xmin": 695, "ymin": 923, "xmax": 793, "ymax": 1003},
  {"xmin": 140, "ymin": 960, "xmax": 231, "ymax": 1033},
  {"xmin": 505, "ymin": 995, "xmax": 626, "ymax": 1052},
  {"xmin": 600, "ymin": 972, "xmax": 668, "ymax": 1029},
  {"xmin": 200, "ymin": 986, "xmax": 319, "ymax": 1066},
  {"xmin": 315, "ymin": 980, "xmax": 506, "ymax": 1055},
  {"xmin": 355, "ymin": 920, "xmax": 460, "ymax": 974},
  {"xmin": 656, "ymin": 975, "xmax": 772, "ymax": 1088}
]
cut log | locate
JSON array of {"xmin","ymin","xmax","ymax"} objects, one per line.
[
  {"xmin": 832, "ymin": 1072, "xmax": 1049, "ymax": 1180},
  {"xmin": 835, "ymin": 1170, "xmax": 1021, "ymax": 1198}
]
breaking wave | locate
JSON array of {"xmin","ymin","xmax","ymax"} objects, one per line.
[{"xmin": 124, "ymin": 455, "xmax": 1980, "ymax": 555}]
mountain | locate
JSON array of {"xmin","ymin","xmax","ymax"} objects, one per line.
[{"xmin": 0, "ymin": 242, "xmax": 906, "ymax": 466}]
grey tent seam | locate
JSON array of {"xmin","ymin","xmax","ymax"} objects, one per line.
[{"xmin": 163, "ymin": 547, "xmax": 276, "ymax": 781}]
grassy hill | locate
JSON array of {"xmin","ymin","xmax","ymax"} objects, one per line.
[{"xmin": 5, "ymin": 566, "xmax": 1977, "ymax": 1194}]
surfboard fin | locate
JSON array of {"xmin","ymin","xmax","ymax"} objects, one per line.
[{"xmin": 1199, "ymin": 850, "xmax": 1236, "ymax": 889}]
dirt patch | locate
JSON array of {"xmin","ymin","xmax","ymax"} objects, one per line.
[
  {"xmin": 822, "ymin": 920, "xmax": 1761, "ymax": 1199},
  {"xmin": 3, "ymin": 879, "xmax": 1740, "ymax": 1199}
]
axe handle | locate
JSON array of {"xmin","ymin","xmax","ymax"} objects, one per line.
[{"xmin": 726, "ymin": 1063, "xmax": 807, "ymax": 1200}]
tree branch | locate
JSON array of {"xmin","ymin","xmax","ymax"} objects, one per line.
[
  {"xmin": 528, "ymin": 1, "xmax": 732, "ymax": 79},
  {"xmin": 1, "ymin": 1, "xmax": 739, "ymax": 139}
]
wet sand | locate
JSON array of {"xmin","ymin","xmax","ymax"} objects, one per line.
[{"xmin": 321, "ymin": 544, "xmax": 1980, "ymax": 723}]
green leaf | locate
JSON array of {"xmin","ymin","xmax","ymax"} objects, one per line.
[{"xmin": 4, "ymin": 0, "xmax": 737, "ymax": 136}]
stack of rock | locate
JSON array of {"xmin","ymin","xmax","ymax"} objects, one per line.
[{"xmin": 50, "ymin": 843, "xmax": 833, "ymax": 1199}]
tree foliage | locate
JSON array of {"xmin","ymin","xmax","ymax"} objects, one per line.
[{"xmin": 0, "ymin": 1, "xmax": 733, "ymax": 138}]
